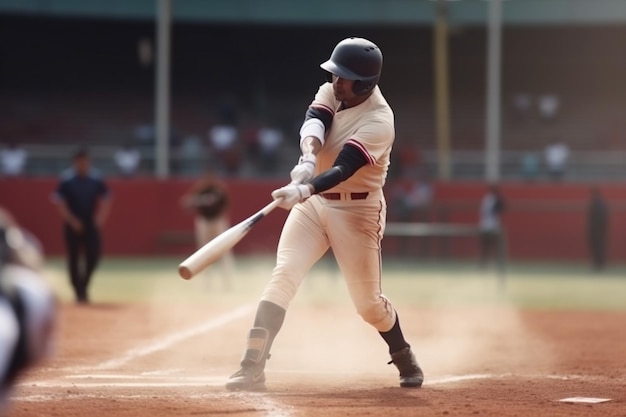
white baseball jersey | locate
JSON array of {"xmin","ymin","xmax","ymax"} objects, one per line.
[
  {"xmin": 261, "ymin": 82, "xmax": 398, "ymax": 333},
  {"xmin": 310, "ymin": 83, "xmax": 394, "ymax": 193}
]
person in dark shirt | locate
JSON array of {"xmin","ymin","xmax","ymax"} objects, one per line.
[
  {"xmin": 180, "ymin": 169, "xmax": 233, "ymax": 289},
  {"xmin": 587, "ymin": 187, "xmax": 609, "ymax": 271},
  {"xmin": 478, "ymin": 184, "xmax": 506, "ymax": 267},
  {"xmin": 52, "ymin": 149, "xmax": 111, "ymax": 304}
]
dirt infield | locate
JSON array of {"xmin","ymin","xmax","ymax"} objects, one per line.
[{"xmin": 8, "ymin": 302, "xmax": 625, "ymax": 417}]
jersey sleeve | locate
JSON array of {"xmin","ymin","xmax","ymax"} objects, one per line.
[
  {"xmin": 310, "ymin": 83, "xmax": 336, "ymax": 117},
  {"xmin": 347, "ymin": 119, "xmax": 394, "ymax": 166}
]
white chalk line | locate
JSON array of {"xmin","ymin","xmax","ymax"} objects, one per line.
[
  {"xmin": 17, "ymin": 372, "xmax": 597, "ymax": 391},
  {"xmin": 20, "ymin": 303, "xmax": 293, "ymax": 417},
  {"xmin": 66, "ymin": 304, "xmax": 254, "ymax": 372},
  {"xmin": 13, "ymin": 372, "xmax": 615, "ymax": 417},
  {"xmin": 13, "ymin": 306, "xmax": 616, "ymax": 417},
  {"xmin": 13, "ymin": 391, "xmax": 294, "ymax": 417}
]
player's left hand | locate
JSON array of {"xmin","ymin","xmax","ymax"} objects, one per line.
[
  {"xmin": 271, "ymin": 183, "xmax": 312, "ymax": 210},
  {"xmin": 289, "ymin": 154, "xmax": 316, "ymax": 184}
]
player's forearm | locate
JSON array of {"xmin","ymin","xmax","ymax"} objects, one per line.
[
  {"xmin": 309, "ymin": 166, "xmax": 344, "ymax": 194},
  {"xmin": 309, "ymin": 143, "xmax": 368, "ymax": 193},
  {"xmin": 300, "ymin": 136, "xmax": 322, "ymax": 157}
]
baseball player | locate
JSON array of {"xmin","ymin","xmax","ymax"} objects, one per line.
[
  {"xmin": 226, "ymin": 37, "xmax": 423, "ymax": 391},
  {"xmin": 181, "ymin": 170, "xmax": 234, "ymax": 288},
  {"xmin": 0, "ymin": 208, "xmax": 57, "ymax": 414}
]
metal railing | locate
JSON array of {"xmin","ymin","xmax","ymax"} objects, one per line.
[{"xmin": 7, "ymin": 145, "xmax": 626, "ymax": 181}]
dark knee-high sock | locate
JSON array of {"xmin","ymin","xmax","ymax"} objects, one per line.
[
  {"xmin": 241, "ymin": 301, "xmax": 287, "ymax": 367},
  {"xmin": 254, "ymin": 300, "xmax": 286, "ymax": 340},
  {"xmin": 379, "ymin": 313, "xmax": 410, "ymax": 355}
]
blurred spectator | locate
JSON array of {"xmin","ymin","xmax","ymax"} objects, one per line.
[
  {"xmin": 257, "ymin": 126, "xmax": 284, "ymax": 175},
  {"xmin": 179, "ymin": 135, "xmax": 205, "ymax": 176},
  {"xmin": 538, "ymin": 94, "xmax": 560, "ymax": 123},
  {"xmin": 180, "ymin": 170, "xmax": 234, "ymax": 289},
  {"xmin": 392, "ymin": 173, "xmax": 433, "ymax": 222},
  {"xmin": 208, "ymin": 124, "xmax": 241, "ymax": 175},
  {"xmin": 544, "ymin": 141, "xmax": 569, "ymax": 181},
  {"xmin": 478, "ymin": 184, "xmax": 506, "ymax": 267},
  {"xmin": 240, "ymin": 116, "xmax": 261, "ymax": 162},
  {"xmin": 511, "ymin": 93, "xmax": 532, "ymax": 124},
  {"xmin": 52, "ymin": 148, "xmax": 111, "ymax": 304},
  {"xmin": 0, "ymin": 207, "xmax": 57, "ymax": 415},
  {"xmin": 587, "ymin": 187, "xmax": 609, "ymax": 271},
  {"xmin": 391, "ymin": 171, "xmax": 433, "ymax": 256},
  {"xmin": 133, "ymin": 123, "xmax": 155, "ymax": 144},
  {"xmin": 137, "ymin": 37, "xmax": 153, "ymax": 68},
  {"xmin": 0, "ymin": 141, "xmax": 28, "ymax": 177},
  {"xmin": 520, "ymin": 151, "xmax": 540, "ymax": 182},
  {"xmin": 113, "ymin": 142, "xmax": 141, "ymax": 178}
]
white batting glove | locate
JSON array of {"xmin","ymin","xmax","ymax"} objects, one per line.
[
  {"xmin": 289, "ymin": 154, "xmax": 316, "ymax": 185},
  {"xmin": 271, "ymin": 183, "xmax": 312, "ymax": 210}
]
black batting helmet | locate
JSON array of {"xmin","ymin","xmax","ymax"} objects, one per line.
[{"xmin": 320, "ymin": 37, "xmax": 383, "ymax": 96}]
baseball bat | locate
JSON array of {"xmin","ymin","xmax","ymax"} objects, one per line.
[{"xmin": 177, "ymin": 198, "xmax": 282, "ymax": 280}]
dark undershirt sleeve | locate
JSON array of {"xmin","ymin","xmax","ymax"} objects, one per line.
[
  {"xmin": 310, "ymin": 144, "xmax": 368, "ymax": 194},
  {"xmin": 304, "ymin": 106, "xmax": 333, "ymax": 131}
]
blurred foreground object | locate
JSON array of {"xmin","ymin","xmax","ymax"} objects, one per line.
[{"xmin": 0, "ymin": 207, "xmax": 57, "ymax": 415}]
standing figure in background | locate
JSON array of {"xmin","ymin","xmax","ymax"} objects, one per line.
[
  {"xmin": 478, "ymin": 184, "xmax": 506, "ymax": 267},
  {"xmin": 0, "ymin": 207, "xmax": 57, "ymax": 415},
  {"xmin": 181, "ymin": 170, "xmax": 234, "ymax": 289},
  {"xmin": 587, "ymin": 187, "xmax": 609, "ymax": 271},
  {"xmin": 52, "ymin": 149, "xmax": 111, "ymax": 304},
  {"xmin": 225, "ymin": 37, "xmax": 423, "ymax": 392}
]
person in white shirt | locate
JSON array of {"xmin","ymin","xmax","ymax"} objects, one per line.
[
  {"xmin": 113, "ymin": 143, "xmax": 141, "ymax": 177},
  {"xmin": 544, "ymin": 142, "xmax": 569, "ymax": 180},
  {"xmin": 0, "ymin": 142, "xmax": 28, "ymax": 177}
]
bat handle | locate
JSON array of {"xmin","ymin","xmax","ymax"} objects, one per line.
[
  {"xmin": 259, "ymin": 198, "xmax": 282, "ymax": 215},
  {"xmin": 246, "ymin": 198, "xmax": 282, "ymax": 227}
]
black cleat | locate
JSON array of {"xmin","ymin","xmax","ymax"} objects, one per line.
[
  {"xmin": 388, "ymin": 346, "xmax": 424, "ymax": 388},
  {"xmin": 225, "ymin": 366, "xmax": 266, "ymax": 391}
]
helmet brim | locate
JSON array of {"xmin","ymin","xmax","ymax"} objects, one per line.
[{"xmin": 320, "ymin": 60, "xmax": 361, "ymax": 81}]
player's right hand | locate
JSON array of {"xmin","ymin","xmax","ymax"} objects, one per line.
[
  {"xmin": 289, "ymin": 154, "xmax": 316, "ymax": 184},
  {"xmin": 271, "ymin": 184, "xmax": 312, "ymax": 210}
]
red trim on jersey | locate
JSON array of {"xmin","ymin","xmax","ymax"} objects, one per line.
[
  {"xmin": 311, "ymin": 103, "xmax": 335, "ymax": 116},
  {"xmin": 347, "ymin": 139, "xmax": 376, "ymax": 165}
]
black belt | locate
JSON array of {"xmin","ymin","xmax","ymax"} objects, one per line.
[{"xmin": 321, "ymin": 192, "xmax": 369, "ymax": 201}]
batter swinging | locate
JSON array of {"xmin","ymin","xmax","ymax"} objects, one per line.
[{"xmin": 226, "ymin": 37, "xmax": 423, "ymax": 391}]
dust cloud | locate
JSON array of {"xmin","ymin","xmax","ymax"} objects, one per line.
[{"xmin": 263, "ymin": 273, "xmax": 559, "ymax": 382}]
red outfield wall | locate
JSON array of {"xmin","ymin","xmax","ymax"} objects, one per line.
[{"xmin": 0, "ymin": 178, "xmax": 624, "ymax": 262}]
